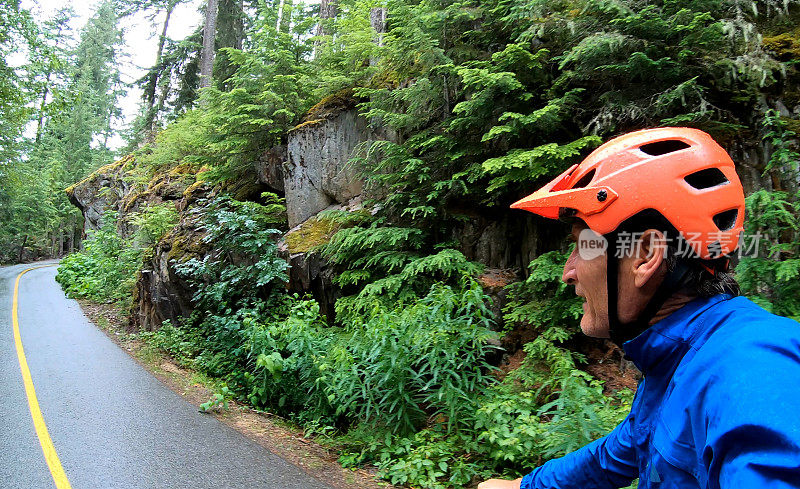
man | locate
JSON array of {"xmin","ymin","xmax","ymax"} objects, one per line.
[{"xmin": 479, "ymin": 128, "xmax": 800, "ymax": 489}]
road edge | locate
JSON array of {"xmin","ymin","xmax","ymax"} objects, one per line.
[{"xmin": 73, "ymin": 297, "xmax": 394, "ymax": 489}]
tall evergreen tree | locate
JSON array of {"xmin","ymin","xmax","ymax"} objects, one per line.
[{"xmin": 200, "ymin": 0, "xmax": 219, "ymax": 88}]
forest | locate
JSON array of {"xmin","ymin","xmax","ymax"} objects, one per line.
[{"xmin": 2, "ymin": 0, "xmax": 799, "ymax": 487}]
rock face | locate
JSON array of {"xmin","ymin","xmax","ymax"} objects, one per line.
[
  {"xmin": 135, "ymin": 205, "xmax": 208, "ymax": 331},
  {"xmin": 67, "ymin": 156, "xmax": 134, "ymax": 234},
  {"xmin": 67, "ymin": 154, "xmax": 212, "ymax": 331},
  {"xmin": 284, "ymin": 109, "xmax": 370, "ymax": 227},
  {"xmin": 256, "ymin": 145, "xmax": 286, "ymax": 193},
  {"xmin": 68, "ymin": 88, "xmax": 560, "ymax": 333},
  {"xmin": 277, "ymin": 198, "xmax": 367, "ymax": 322}
]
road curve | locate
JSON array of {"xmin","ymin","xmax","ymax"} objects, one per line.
[{"xmin": 0, "ymin": 262, "xmax": 334, "ymax": 489}]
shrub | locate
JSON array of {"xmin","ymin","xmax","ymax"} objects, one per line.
[{"xmin": 56, "ymin": 212, "xmax": 141, "ymax": 308}]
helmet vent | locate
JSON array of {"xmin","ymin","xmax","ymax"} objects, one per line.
[
  {"xmin": 712, "ymin": 209, "xmax": 738, "ymax": 231},
  {"xmin": 571, "ymin": 169, "xmax": 596, "ymax": 189},
  {"xmin": 639, "ymin": 139, "xmax": 691, "ymax": 156},
  {"xmin": 685, "ymin": 168, "xmax": 729, "ymax": 190}
]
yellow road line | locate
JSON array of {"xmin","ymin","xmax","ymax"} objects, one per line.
[{"xmin": 12, "ymin": 266, "xmax": 72, "ymax": 489}]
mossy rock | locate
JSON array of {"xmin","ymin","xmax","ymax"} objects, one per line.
[
  {"xmin": 367, "ymin": 68, "xmax": 400, "ymax": 90},
  {"xmin": 291, "ymin": 88, "xmax": 359, "ymax": 132},
  {"xmin": 165, "ymin": 225, "xmax": 209, "ymax": 263},
  {"xmin": 284, "ymin": 216, "xmax": 340, "ymax": 254},
  {"xmin": 762, "ymin": 28, "xmax": 800, "ymax": 61},
  {"xmin": 65, "ymin": 154, "xmax": 136, "ymax": 198},
  {"xmin": 219, "ymin": 176, "xmax": 265, "ymax": 202},
  {"xmin": 290, "ymin": 118, "xmax": 326, "ymax": 132}
]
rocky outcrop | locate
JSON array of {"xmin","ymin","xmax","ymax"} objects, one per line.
[
  {"xmin": 284, "ymin": 109, "xmax": 371, "ymax": 227},
  {"xmin": 68, "ymin": 90, "xmax": 545, "ymax": 332},
  {"xmin": 277, "ymin": 197, "xmax": 367, "ymax": 322},
  {"xmin": 135, "ymin": 204, "xmax": 208, "ymax": 331},
  {"xmin": 256, "ymin": 145, "xmax": 286, "ymax": 193},
  {"xmin": 66, "ymin": 156, "xmax": 135, "ymax": 234}
]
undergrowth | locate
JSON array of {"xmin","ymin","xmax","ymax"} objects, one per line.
[
  {"xmin": 55, "ymin": 203, "xmax": 177, "ymax": 308},
  {"xmin": 133, "ymin": 209, "xmax": 633, "ymax": 488}
]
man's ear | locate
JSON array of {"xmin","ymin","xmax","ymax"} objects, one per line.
[{"xmin": 632, "ymin": 229, "xmax": 667, "ymax": 289}]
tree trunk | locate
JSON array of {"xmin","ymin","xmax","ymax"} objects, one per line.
[
  {"xmin": 35, "ymin": 73, "xmax": 52, "ymax": 144},
  {"xmin": 369, "ymin": 6, "xmax": 386, "ymax": 66},
  {"xmin": 35, "ymin": 21, "xmax": 67, "ymax": 144},
  {"xmin": 278, "ymin": 0, "xmax": 294, "ymax": 33},
  {"xmin": 313, "ymin": 0, "xmax": 338, "ymax": 58},
  {"xmin": 67, "ymin": 220, "xmax": 75, "ymax": 254},
  {"xmin": 18, "ymin": 235, "xmax": 28, "ymax": 263},
  {"xmin": 200, "ymin": 0, "xmax": 219, "ymax": 89},
  {"xmin": 143, "ymin": 1, "xmax": 175, "ymax": 133}
]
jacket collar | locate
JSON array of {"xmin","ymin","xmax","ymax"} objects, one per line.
[{"xmin": 622, "ymin": 294, "xmax": 731, "ymax": 376}]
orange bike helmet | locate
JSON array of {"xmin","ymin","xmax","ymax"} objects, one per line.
[{"xmin": 510, "ymin": 127, "xmax": 745, "ymax": 260}]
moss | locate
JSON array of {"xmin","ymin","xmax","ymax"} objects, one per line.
[
  {"xmin": 308, "ymin": 88, "xmax": 357, "ymax": 117},
  {"xmin": 65, "ymin": 154, "xmax": 136, "ymax": 196},
  {"xmin": 290, "ymin": 118, "xmax": 325, "ymax": 132},
  {"xmin": 123, "ymin": 189, "xmax": 150, "ymax": 213},
  {"xmin": 367, "ymin": 68, "xmax": 400, "ymax": 90},
  {"xmin": 781, "ymin": 117, "xmax": 800, "ymax": 135},
  {"xmin": 218, "ymin": 176, "xmax": 265, "ymax": 202},
  {"xmin": 166, "ymin": 227, "xmax": 208, "ymax": 263},
  {"xmin": 284, "ymin": 216, "xmax": 340, "ymax": 254},
  {"xmin": 168, "ymin": 162, "xmax": 196, "ymax": 177},
  {"xmin": 762, "ymin": 28, "xmax": 800, "ymax": 61},
  {"xmin": 182, "ymin": 180, "xmax": 207, "ymax": 199}
]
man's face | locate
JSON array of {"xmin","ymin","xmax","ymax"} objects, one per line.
[{"xmin": 562, "ymin": 223, "xmax": 610, "ymax": 338}]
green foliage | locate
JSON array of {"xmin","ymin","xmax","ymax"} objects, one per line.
[
  {"xmin": 321, "ymin": 282, "xmax": 498, "ymax": 436},
  {"xmin": 43, "ymin": 1, "xmax": 800, "ymax": 487},
  {"xmin": 476, "ymin": 344, "xmax": 632, "ymax": 466},
  {"xmin": 174, "ymin": 195, "xmax": 289, "ymax": 312},
  {"xmin": 504, "ymin": 249, "xmax": 583, "ymax": 335},
  {"xmin": 54, "ymin": 203, "xmax": 180, "ymax": 309},
  {"xmin": 321, "ymin": 215, "xmax": 484, "ymax": 321},
  {"xmin": 163, "ymin": 196, "xmax": 303, "ymax": 411},
  {"xmin": 1, "ymin": 1, "xmax": 124, "ymax": 262},
  {"xmin": 55, "ymin": 213, "xmax": 142, "ymax": 307},
  {"xmin": 374, "ymin": 430, "xmax": 485, "ymax": 489},
  {"xmin": 132, "ymin": 1, "xmax": 318, "ymax": 182},
  {"xmin": 737, "ymin": 110, "xmax": 800, "ymax": 320},
  {"xmin": 327, "ymin": 251, "xmax": 631, "ymax": 487},
  {"xmin": 140, "ymin": 320, "xmax": 202, "ymax": 365},
  {"xmin": 472, "ymin": 250, "xmax": 631, "ymax": 471},
  {"xmin": 128, "ymin": 202, "xmax": 179, "ymax": 247},
  {"xmin": 199, "ymin": 385, "xmax": 234, "ymax": 412}
]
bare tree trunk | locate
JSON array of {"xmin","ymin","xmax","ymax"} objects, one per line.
[
  {"xmin": 369, "ymin": 6, "xmax": 386, "ymax": 66},
  {"xmin": 200, "ymin": 0, "xmax": 219, "ymax": 89},
  {"xmin": 278, "ymin": 0, "xmax": 293, "ymax": 33},
  {"xmin": 313, "ymin": 0, "xmax": 338, "ymax": 58},
  {"xmin": 152, "ymin": 75, "xmax": 171, "ymax": 134},
  {"xmin": 59, "ymin": 227, "xmax": 64, "ymax": 256},
  {"xmin": 18, "ymin": 235, "xmax": 28, "ymax": 263},
  {"xmin": 143, "ymin": 1, "xmax": 175, "ymax": 132},
  {"xmin": 35, "ymin": 21, "xmax": 67, "ymax": 144},
  {"xmin": 67, "ymin": 219, "xmax": 75, "ymax": 254},
  {"xmin": 277, "ymin": 0, "xmax": 285, "ymax": 30},
  {"xmin": 35, "ymin": 73, "xmax": 52, "ymax": 144}
]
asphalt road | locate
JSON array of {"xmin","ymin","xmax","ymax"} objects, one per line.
[{"xmin": 0, "ymin": 262, "xmax": 334, "ymax": 489}]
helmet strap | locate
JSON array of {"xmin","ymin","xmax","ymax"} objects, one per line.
[{"xmin": 605, "ymin": 232, "xmax": 692, "ymax": 346}]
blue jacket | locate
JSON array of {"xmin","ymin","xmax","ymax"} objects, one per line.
[{"xmin": 521, "ymin": 294, "xmax": 800, "ymax": 489}]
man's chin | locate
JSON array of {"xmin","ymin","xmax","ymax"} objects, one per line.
[{"xmin": 579, "ymin": 315, "xmax": 610, "ymax": 338}]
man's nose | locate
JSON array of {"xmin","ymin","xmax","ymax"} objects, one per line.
[{"xmin": 562, "ymin": 248, "xmax": 578, "ymax": 285}]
